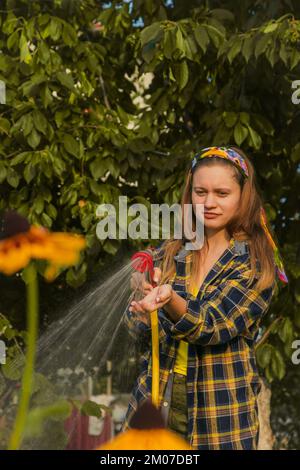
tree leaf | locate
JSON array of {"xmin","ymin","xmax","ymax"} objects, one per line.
[
  {"xmin": 24, "ymin": 163, "xmax": 37, "ymax": 184},
  {"xmin": 233, "ymin": 121, "xmax": 248, "ymax": 145},
  {"xmin": 57, "ymin": 71, "xmax": 75, "ymax": 90},
  {"xmin": 6, "ymin": 167, "xmax": 20, "ymax": 188},
  {"xmin": 19, "ymin": 32, "xmax": 32, "ymax": 64},
  {"xmin": 223, "ymin": 111, "xmax": 238, "ymax": 128},
  {"xmin": 255, "ymin": 34, "xmax": 271, "ymax": 59},
  {"xmin": 174, "ymin": 60, "xmax": 189, "ymax": 91},
  {"xmin": 63, "ymin": 134, "xmax": 79, "ymax": 158},
  {"xmin": 241, "ymin": 35, "xmax": 254, "ymax": 62},
  {"xmin": 227, "ymin": 38, "xmax": 242, "ymax": 63},
  {"xmin": 271, "ymin": 350, "xmax": 286, "ymax": 380},
  {"xmin": 263, "ymin": 22, "xmax": 278, "ymax": 34},
  {"xmin": 33, "ymin": 110, "xmax": 48, "ymax": 135},
  {"xmin": 81, "ymin": 400, "xmax": 110, "ymax": 418},
  {"xmin": 256, "ymin": 343, "xmax": 273, "ymax": 368},
  {"xmin": 246, "ymin": 125, "xmax": 262, "ymax": 149},
  {"xmin": 140, "ymin": 22, "xmax": 162, "ymax": 47},
  {"xmin": 278, "ymin": 317, "xmax": 294, "ymax": 344},
  {"xmin": 27, "ymin": 128, "xmax": 41, "ymax": 149},
  {"xmin": 194, "ymin": 25, "xmax": 209, "ymax": 53}
]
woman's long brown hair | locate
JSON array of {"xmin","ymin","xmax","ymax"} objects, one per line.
[{"xmin": 157, "ymin": 145, "xmax": 276, "ymax": 293}]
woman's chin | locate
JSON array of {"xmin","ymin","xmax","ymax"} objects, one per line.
[
  {"xmin": 204, "ymin": 220, "xmax": 223, "ymax": 227},
  {"xmin": 204, "ymin": 220, "xmax": 228, "ymax": 233}
]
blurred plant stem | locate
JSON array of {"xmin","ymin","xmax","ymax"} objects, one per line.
[{"xmin": 8, "ymin": 263, "xmax": 38, "ymax": 450}]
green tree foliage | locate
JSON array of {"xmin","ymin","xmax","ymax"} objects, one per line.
[{"xmin": 0, "ymin": 0, "xmax": 299, "ymax": 388}]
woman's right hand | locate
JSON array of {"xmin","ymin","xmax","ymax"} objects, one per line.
[
  {"xmin": 130, "ymin": 268, "xmax": 162, "ymax": 296},
  {"xmin": 129, "ymin": 268, "xmax": 162, "ymax": 326}
]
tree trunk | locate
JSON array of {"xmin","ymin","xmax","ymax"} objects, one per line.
[{"xmin": 257, "ymin": 377, "xmax": 275, "ymax": 450}]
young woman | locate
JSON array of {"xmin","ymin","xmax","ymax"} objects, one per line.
[{"xmin": 122, "ymin": 146, "xmax": 288, "ymax": 450}]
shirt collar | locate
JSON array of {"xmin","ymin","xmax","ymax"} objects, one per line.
[{"xmin": 174, "ymin": 237, "xmax": 249, "ymax": 261}]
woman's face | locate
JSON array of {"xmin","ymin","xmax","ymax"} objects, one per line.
[{"xmin": 191, "ymin": 164, "xmax": 242, "ymax": 231}]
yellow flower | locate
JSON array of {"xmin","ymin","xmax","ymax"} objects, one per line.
[
  {"xmin": 97, "ymin": 428, "xmax": 192, "ymax": 450},
  {"xmin": 0, "ymin": 211, "xmax": 86, "ymax": 281},
  {"xmin": 96, "ymin": 399, "xmax": 192, "ymax": 450}
]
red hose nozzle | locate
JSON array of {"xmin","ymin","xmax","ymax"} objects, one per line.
[{"xmin": 131, "ymin": 250, "xmax": 156, "ymax": 287}]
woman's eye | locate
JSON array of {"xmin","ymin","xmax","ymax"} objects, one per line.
[{"xmin": 195, "ymin": 190, "xmax": 228, "ymax": 196}]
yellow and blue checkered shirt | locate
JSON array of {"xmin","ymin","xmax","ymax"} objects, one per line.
[{"xmin": 122, "ymin": 237, "xmax": 276, "ymax": 450}]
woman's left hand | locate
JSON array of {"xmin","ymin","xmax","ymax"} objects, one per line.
[{"xmin": 129, "ymin": 284, "xmax": 173, "ymax": 315}]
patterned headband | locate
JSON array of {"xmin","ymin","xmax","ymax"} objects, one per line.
[
  {"xmin": 190, "ymin": 146, "xmax": 288, "ymax": 284},
  {"xmin": 191, "ymin": 146, "xmax": 249, "ymax": 177}
]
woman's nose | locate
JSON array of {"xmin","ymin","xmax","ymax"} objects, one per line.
[{"xmin": 204, "ymin": 194, "xmax": 217, "ymax": 208}]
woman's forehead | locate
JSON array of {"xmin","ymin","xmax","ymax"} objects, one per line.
[{"xmin": 192, "ymin": 164, "xmax": 238, "ymax": 186}]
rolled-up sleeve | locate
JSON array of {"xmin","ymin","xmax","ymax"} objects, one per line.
[
  {"xmin": 123, "ymin": 306, "xmax": 151, "ymax": 342},
  {"xmin": 157, "ymin": 268, "xmax": 276, "ymax": 346}
]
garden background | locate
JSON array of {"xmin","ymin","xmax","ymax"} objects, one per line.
[{"xmin": 0, "ymin": 0, "xmax": 299, "ymax": 449}]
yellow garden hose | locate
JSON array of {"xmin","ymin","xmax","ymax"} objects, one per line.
[
  {"xmin": 150, "ymin": 308, "xmax": 159, "ymax": 408},
  {"xmin": 131, "ymin": 248, "xmax": 200, "ymax": 414},
  {"xmin": 130, "ymin": 249, "xmax": 161, "ymax": 409}
]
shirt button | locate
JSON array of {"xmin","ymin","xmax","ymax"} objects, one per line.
[{"xmin": 163, "ymin": 401, "xmax": 168, "ymax": 407}]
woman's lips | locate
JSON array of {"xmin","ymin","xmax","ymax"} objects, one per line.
[{"xmin": 204, "ymin": 213, "xmax": 220, "ymax": 219}]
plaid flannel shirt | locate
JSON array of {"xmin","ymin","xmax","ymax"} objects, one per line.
[{"xmin": 121, "ymin": 237, "xmax": 276, "ymax": 450}]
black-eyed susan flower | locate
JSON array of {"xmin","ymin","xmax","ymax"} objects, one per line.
[
  {"xmin": 96, "ymin": 399, "xmax": 192, "ymax": 450},
  {"xmin": 0, "ymin": 210, "xmax": 86, "ymax": 281},
  {"xmin": 3, "ymin": 210, "xmax": 86, "ymax": 450}
]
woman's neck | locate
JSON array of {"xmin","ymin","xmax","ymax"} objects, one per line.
[{"xmin": 204, "ymin": 228, "xmax": 232, "ymax": 253}]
